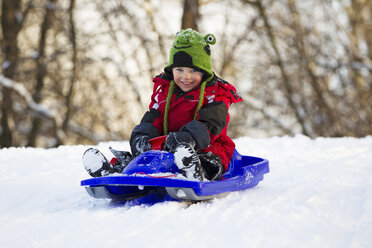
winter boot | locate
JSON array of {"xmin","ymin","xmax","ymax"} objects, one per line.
[
  {"xmin": 108, "ymin": 147, "xmax": 133, "ymax": 173},
  {"xmin": 198, "ymin": 151, "xmax": 224, "ymax": 181},
  {"xmin": 82, "ymin": 148, "xmax": 115, "ymax": 177},
  {"xmin": 173, "ymin": 143, "xmax": 205, "ymax": 181}
]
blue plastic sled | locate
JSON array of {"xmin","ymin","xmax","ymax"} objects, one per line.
[{"xmin": 81, "ymin": 148, "xmax": 269, "ymax": 203}]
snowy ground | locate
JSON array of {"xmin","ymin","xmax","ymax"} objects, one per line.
[{"xmin": 0, "ymin": 136, "xmax": 371, "ymax": 248}]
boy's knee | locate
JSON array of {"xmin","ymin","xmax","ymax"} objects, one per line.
[
  {"xmin": 165, "ymin": 131, "xmax": 195, "ymax": 152},
  {"xmin": 180, "ymin": 120, "xmax": 210, "ymax": 150}
]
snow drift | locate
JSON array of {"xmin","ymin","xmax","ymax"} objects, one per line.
[{"xmin": 0, "ymin": 136, "xmax": 371, "ymax": 248}]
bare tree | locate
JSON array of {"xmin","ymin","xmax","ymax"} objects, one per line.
[
  {"xmin": 2, "ymin": 0, "xmax": 371, "ymax": 149},
  {"xmin": 238, "ymin": 0, "xmax": 372, "ymax": 137}
]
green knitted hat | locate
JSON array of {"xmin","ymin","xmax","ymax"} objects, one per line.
[{"xmin": 164, "ymin": 29, "xmax": 216, "ymax": 82}]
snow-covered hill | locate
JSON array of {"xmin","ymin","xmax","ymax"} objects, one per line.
[{"xmin": 0, "ymin": 136, "xmax": 371, "ymax": 248}]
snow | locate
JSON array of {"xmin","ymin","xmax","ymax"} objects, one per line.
[
  {"xmin": 0, "ymin": 136, "xmax": 371, "ymax": 248},
  {"xmin": 2, "ymin": 61, "xmax": 10, "ymax": 70}
]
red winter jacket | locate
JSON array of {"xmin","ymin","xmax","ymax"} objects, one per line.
[{"xmin": 132, "ymin": 73, "xmax": 242, "ymax": 172}]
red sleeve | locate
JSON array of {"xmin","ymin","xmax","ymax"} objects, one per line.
[
  {"xmin": 215, "ymin": 82, "xmax": 243, "ymax": 108},
  {"xmin": 149, "ymin": 76, "xmax": 164, "ymax": 109}
]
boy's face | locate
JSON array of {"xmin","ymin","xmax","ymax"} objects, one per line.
[{"xmin": 172, "ymin": 67, "xmax": 203, "ymax": 92}]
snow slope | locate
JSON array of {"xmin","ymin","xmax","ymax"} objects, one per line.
[{"xmin": 0, "ymin": 136, "xmax": 371, "ymax": 248}]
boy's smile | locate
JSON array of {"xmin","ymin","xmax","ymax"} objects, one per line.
[{"xmin": 172, "ymin": 67, "xmax": 204, "ymax": 92}]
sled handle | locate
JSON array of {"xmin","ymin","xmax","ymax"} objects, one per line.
[{"xmin": 149, "ymin": 135, "xmax": 167, "ymax": 150}]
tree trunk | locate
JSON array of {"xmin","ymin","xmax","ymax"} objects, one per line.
[
  {"xmin": 181, "ymin": 0, "xmax": 199, "ymax": 30},
  {"xmin": 27, "ymin": 0, "xmax": 57, "ymax": 146},
  {"xmin": 62, "ymin": 0, "xmax": 77, "ymax": 133},
  {"xmin": 1, "ymin": 0, "xmax": 22, "ymax": 147}
]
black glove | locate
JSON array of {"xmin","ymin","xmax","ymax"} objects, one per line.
[
  {"xmin": 165, "ymin": 131, "xmax": 195, "ymax": 153},
  {"xmin": 130, "ymin": 121, "xmax": 159, "ymax": 157},
  {"xmin": 130, "ymin": 135, "xmax": 152, "ymax": 157}
]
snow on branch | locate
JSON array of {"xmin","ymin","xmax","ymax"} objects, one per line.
[
  {"xmin": 0, "ymin": 74, "xmax": 55, "ymax": 120},
  {"xmin": 66, "ymin": 122, "xmax": 105, "ymax": 143},
  {"xmin": 244, "ymin": 96, "xmax": 295, "ymax": 135},
  {"xmin": 1, "ymin": 75, "xmax": 113, "ymax": 144}
]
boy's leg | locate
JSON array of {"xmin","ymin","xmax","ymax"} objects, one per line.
[
  {"xmin": 82, "ymin": 148, "xmax": 132, "ymax": 177},
  {"xmin": 173, "ymin": 143, "xmax": 205, "ymax": 181},
  {"xmin": 198, "ymin": 152, "xmax": 224, "ymax": 181},
  {"xmin": 108, "ymin": 147, "xmax": 133, "ymax": 173},
  {"xmin": 166, "ymin": 132, "xmax": 205, "ymax": 181}
]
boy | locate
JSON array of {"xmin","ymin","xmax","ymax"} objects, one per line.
[{"xmin": 83, "ymin": 29, "xmax": 242, "ymax": 181}]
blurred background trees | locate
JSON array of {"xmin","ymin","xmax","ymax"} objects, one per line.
[{"xmin": 1, "ymin": 0, "xmax": 371, "ymax": 148}]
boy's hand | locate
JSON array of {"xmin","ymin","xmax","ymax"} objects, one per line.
[
  {"xmin": 130, "ymin": 122, "xmax": 159, "ymax": 157},
  {"xmin": 131, "ymin": 135, "xmax": 152, "ymax": 157}
]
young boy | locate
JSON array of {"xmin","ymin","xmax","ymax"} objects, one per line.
[{"xmin": 83, "ymin": 29, "xmax": 242, "ymax": 181}]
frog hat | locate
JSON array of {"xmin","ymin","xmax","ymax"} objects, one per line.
[
  {"xmin": 163, "ymin": 29, "xmax": 217, "ymax": 134},
  {"xmin": 164, "ymin": 28, "xmax": 216, "ymax": 83}
]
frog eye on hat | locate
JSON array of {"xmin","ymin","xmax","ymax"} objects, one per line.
[{"xmin": 204, "ymin": 34, "xmax": 216, "ymax": 45}]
